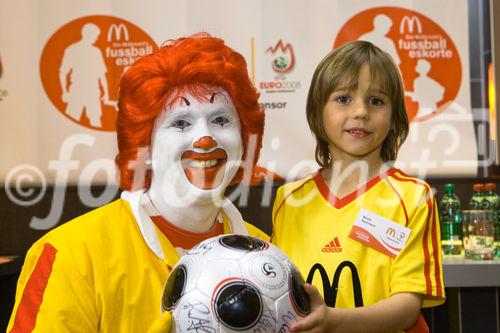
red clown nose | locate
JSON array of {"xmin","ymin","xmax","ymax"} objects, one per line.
[{"xmin": 193, "ymin": 136, "xmax": 217, "ymax": 150}]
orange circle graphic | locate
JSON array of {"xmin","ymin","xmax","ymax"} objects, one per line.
[
  {"xmin": 40, "ymin": 15, "xmax": 159, "ymax": 131},
  {"xmin": 334, "ymin": 7, "xmax": 461, "ymax": 122}
]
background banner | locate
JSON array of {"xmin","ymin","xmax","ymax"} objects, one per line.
[{"xmin": 0, "ymin": 0, "xmax": 474, "ymax": 188}]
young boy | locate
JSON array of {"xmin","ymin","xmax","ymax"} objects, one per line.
[{"xmin": 272, "ymin": 41, "xmax": 445, "ymax": 332}]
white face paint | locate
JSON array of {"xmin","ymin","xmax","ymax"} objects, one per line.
[{"xmin": 148, "ymin": 88, "xmax": 243, "ymax": 208}]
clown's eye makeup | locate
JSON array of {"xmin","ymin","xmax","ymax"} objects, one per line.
[
  {"xmin": 209, "ymin": 92, "xmax": 230, "ymax": 104},
  {"xmin": 171, "ymin": 119, "xmax": 191, "ymax": 130},
  {"xmin": 212, "ymin": 116, "xmax": 230, "ymax": 127}
]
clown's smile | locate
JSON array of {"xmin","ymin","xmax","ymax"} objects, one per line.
[{"xmin": 181, "ymin": 148, "xmax": 228, "ymax": 189}]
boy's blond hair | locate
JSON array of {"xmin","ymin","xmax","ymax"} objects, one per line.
[{"xmin": 306, "ymin": 40, "xmax": 409, "ymax": 166}]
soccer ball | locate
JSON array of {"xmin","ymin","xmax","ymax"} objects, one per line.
[{"xmin": 161, "ymin": 234, "xmax": 310, "ymax": 332}]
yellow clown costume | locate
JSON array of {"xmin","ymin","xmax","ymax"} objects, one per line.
[
  {"xmin": 272, "ymin": 168, "xmax": 445, "ymax": 315},
  {"xmin": 8, "ymin": 191, "xmax": 268, "ymax": 333}
]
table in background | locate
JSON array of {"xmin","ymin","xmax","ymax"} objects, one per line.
[{"xmin": 425, "ymin": 256, "xmax": 500, "ymax": 333}]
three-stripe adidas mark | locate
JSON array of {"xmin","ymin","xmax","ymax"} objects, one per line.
[{"xmin": 321, "ymin": 237, "xmax": 342, "ymax": 253}]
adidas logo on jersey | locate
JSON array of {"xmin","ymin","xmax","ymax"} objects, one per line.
[{"xmin": 322, "ymin": 237, "xmax": 342, "ymax": 253}]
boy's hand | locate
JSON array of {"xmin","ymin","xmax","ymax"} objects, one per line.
[
  {"xmin": 290, "ymin": 283, "xmax": 334, "ymax": 332},
  {"xmin": 148, "ymin": 311, "xmax": 173, "ymax": 333}
]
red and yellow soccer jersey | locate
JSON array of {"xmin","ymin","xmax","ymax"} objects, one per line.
[
  {"xmin": 8, "ymin": 198, "xmax": 268, "ymax": 333},
  {"xmin": 272, "ymin": 167, "xmax": 445, "ymax": 311}
]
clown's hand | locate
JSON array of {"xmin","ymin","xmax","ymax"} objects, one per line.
[{"xmin": 148, "ymin": 311, "xmax": 173, "ymax": 333}]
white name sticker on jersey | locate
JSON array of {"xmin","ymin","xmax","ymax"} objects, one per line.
[{"xmin": 349, "ymin": 208, "xmax": 411, "ymax": 258}]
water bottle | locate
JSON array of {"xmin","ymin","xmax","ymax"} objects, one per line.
[
  {"xmin": 439, "ymin": 184, "xmax": 462, "ymax": 255},
  {"xmin": 469, "ymin": 183, "xmax": 485, "ymax": 209},
  {"xmin": 481, "ymin": 183, "xmax": 500, "ymax": 258}
]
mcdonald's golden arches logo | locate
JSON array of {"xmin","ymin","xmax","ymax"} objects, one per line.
[
  {"xmin": 40, "ymin": 15, "xmax": 158, "ymax": 131},
  {"xmin": 399, "ymin": 16, "xmax": 423, "ymax": 34},
  {"xmin": 335, "ymin": 7, "xmax": 462, "ymax": 123},
  {"xmin": 385, "ymin": 227, "xmax": 396, "ymax": 238}
]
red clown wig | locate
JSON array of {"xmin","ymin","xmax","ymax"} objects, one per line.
[{"xmin": 116, "ymin": 33, "xmax": 264, "ymax": 191}]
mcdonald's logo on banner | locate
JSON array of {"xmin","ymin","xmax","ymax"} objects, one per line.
[
  {"xmin": 40, "ymin": 15, "xmax": 158, "ymax": 131},
  {"xmin": 107, "ymin": 23, "xmax": 129, "ymax": 42},
  {"xmin": 334, "ymin": 6, "xmax": 462, "ymax": 123},
  {"xmin": 399, "ymin": 16, "xmax": 423, "ymax": 34}
]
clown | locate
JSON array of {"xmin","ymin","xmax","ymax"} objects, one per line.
[{"xmin": 8, "ymin": 34, "xmax": 267, "ymax": 332}]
